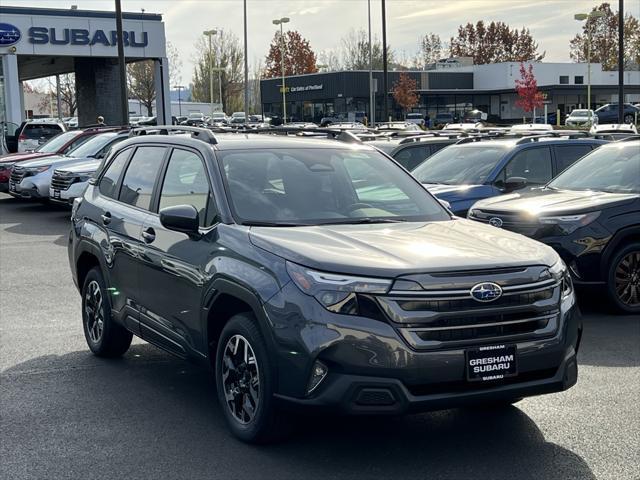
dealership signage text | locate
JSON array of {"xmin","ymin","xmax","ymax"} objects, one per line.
[{"xmin": 28, "ymin": 27, "xmax": 148, "ymax": 47}]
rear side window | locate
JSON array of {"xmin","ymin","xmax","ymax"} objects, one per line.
[
  {"xmin": 119, "ymin": 147, "xmax": 166, "ymax": 210},
  {"xmin": 99, "ymin": 149, "xmax": 132, "ymax": 199},
  {"xmin": 158, "ymin": 149, "xmax": 216, "ymax": 227},
  {"xmin": 555, "ymin": 144, "xmax": 593, "ymax": 173},
  {"xmin": 503, "ymin": 147, "xmax": 553, "ymax": 185},
  {"xmin": 393, "ymin": 145, "xmax": 431, "ymax": 171}
]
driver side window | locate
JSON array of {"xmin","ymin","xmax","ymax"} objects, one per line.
[{"xmin": 501, "ymin": 147, "xmax": 553, "ymax": 185}]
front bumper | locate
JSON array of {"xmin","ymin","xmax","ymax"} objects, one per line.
[
  {"xmin": 266, "ymin": 282, "xmax": 581, "ymax": 412},
  {"xmin": 49, "ymin": 181, "xmax": 87, "ymax": 206}
]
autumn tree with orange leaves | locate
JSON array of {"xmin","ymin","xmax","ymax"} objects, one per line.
[
  {"xmin": 515, "ymin": 62, "xmax": 544, "ymax": 121},
  {"xmin": 264, "ymin": 30, "xmax": 318, "ymax": 78},
  {"xmin": 392, "ymin": 73, "xmax": 419, "ymax": 114}
]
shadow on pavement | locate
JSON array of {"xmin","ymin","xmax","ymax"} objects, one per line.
[{"xmin": 2, "ymin": 345, "xmax": 596, "ymax": 480}]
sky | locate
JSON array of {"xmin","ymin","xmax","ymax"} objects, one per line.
[{"xmin": 6, "ymin": 0, "xmax": 640, "ymax": 85}]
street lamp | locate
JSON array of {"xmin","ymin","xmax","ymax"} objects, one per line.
[
  {"xmin": 203, "ymin": 29, "xmax": 224, "ymax": 114},
  {"xmin": 272, "ymin": 17, "xmax": 290, "ymax": 123},
  {"xmin": 575, "ymin": 10, "xmax": 606, "ymax": 120},
  {"xmin": 174, "ymin": 85, "xmax": 184, "ymax": 116}
]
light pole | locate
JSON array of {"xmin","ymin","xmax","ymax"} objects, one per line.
[
  {"xmin": 272, "ymin": 17, "xmax": 290, "ymax": 123},
  {"xmin": 367, "ymin": 0, "xmax": 374, "ymax": 127},
  {"xmin": 174, "ymin": 85, "xmax": 184, "ymax": 116},
  {"xmin": 574, "ymin": 10, "xmax": 605, "ymax": 121},
  {"xmin": 203, "ymin": 29, "xmax": 224, "ymax": 114}
]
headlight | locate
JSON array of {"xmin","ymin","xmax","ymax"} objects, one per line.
[
  {"xmin": 539, "ymin": 211, "xmax": 600, "ymax": 235},
  {"xmin": 26, "ymin": 165, "xmax": 51, "ymax": 174},
  {"xmin": 549, "ymin": 260, "xmax": 573, "ymax": 298},
  {"xmin": 75, "ymin": 172, "xmax": 95, "ymax": 182},
  {"xmin": 286, "ymin": 261, "xmax": 391, "ymax": 314}
]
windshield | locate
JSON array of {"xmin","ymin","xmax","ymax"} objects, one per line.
[
  {"xmin": 35, "ymin": 131, "xmax": 83, "ymax": 153},
  {"xmin": 571, "ymin": 110, "xmax": 590, "ymax": 117},
  {"xmin": 548, "ymin": 143, "xmax": 640, "ymax": 194},
  {"xmin": 67, "ymin": 133, "xmax": 118, "ymax": 158},
  {"xmin": 412, "ymin": 144, "xmax": 507, "ymax": 184},
  {"xmin": 218, "ymin": 147, "xmax": 449, "ymax": 225}
]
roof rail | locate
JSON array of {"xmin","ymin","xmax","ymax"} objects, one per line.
[
  {"xmin": 129, "ymin": 125, "xmax": 218, "ymax": 144},
  {"xmin": 616, "ymin": 134, "xmax": 640, "ymax": 142}
]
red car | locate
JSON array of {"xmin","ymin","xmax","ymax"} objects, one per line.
[{"xmin": 0, "ymin": 127, "xmax": 121, "ymax": 191}]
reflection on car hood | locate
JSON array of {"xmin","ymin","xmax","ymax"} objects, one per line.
[
  {"xmin": 249, "ymin": 219, "xmax": 558, "ymax": 277},
  {"xmin": 472, "ymin": 189, "xmax": 638, "ymax": 215},
  {"xmin": 17, "ymin": 155, "xmax": 94, "ymax": 169},
  {"xmin": 424, "ymin": 184, "xmax": 485, "ymax": 196},
  {"xmin": 0, "ymin": 152, "xmax": 51, "ymax": 164},
  {"xmin": 55, "ymin": 158, "xmax": 101, "ymax": 173}
]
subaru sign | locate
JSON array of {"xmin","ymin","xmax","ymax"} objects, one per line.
[
  {"xmin": 470, "ymin": 282, "xmax": 503, "ymax": 303},
  {"xmin": 0, "ymin": 23, "xmax": 21, "ymax": 46},
  {"xmin": 28, "ymin": 27, "xmax": 148, "ymax": 48}
]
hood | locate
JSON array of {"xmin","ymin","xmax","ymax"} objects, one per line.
[
  {"xmin": 17, "ymin": 155, "xmax": 93, "ymax": 169},
  {"xmin": 54, "ymin": 158, "xmax": 101, "ymax": 174},
  {"xmin": 0, "ymin": 152, "xmax": 51, "ymax": 164},
  {"xmin": 424, "ymin": 184, "xmax": 492, "ymax": 203},
  {"xmin": 249, "ymin": 219, "xmax": 559, "ymax": 278},
  {"xmin": 471, "ymin": 188, "xmax": 638, "ymax": 216}
]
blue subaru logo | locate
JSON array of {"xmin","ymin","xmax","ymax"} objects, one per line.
[
  {"xmin": 470, "ymin": 282, "xmax": 503, "ymax": 302},
  {"xmin": 0, "ymin": 23, "xmax": 21, "ymax": 46}
]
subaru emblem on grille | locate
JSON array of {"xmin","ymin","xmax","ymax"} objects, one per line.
[
  {"xmin": 470, "ymin": 282, "xmax": 503, "ymax": 302},
  {"xmin": 489, "ymin": 217, "xmax": 503, "ymax": 228}
]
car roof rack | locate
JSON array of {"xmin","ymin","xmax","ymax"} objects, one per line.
[{"xmin": 129, "ymin": 125, "xmax": 218, "ymax": 144}]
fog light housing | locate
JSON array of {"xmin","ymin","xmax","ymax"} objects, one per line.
[{"xmin": 306, "ymin": 360, "xmax": 328, "ymax": 395}]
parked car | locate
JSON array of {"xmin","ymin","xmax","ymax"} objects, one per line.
[
  {"xmin": 565, "ymin": 109, "xmax": 598, "ymax": 127},
  {"xmin": 8, "ymin": 130, "xmax": 129, "ymax": 200},
  {"xmin": 49, "ymin": 158, "xmax": 101, "ymax": 206},
  {"xmin": 462, "ymin": 109, "xmax": 488, "ymax": 123},
  {"xmin": 411, "ymin": 136, "xmax": 608, "ymax": 216},
  {"xmin": 387, "ymin": 135, "xmax": 463, "ymax": 171},
  {"xmin": 405, "ymin": 113, "xmax": 425, "ymax": 127},
  {"xmin": 10, "ymin": 119, "xmax": 67, "ymax": 153},
  {"xmin": 433, "ymin": 112, "xmax": 456, "ymax": 128},
  {"xmin": 535, "ymin": 111, "xmax": 562, "ymax": 125},
  {"xmin": 0, "ymin": 127, "xmax": 117, "ymax": 191},
  {"xmin": 589, "ymin": 123, "xmax": 638, "ymax": 138},
  {"xmin": 185, "ymin": 113, "xmax": 206, "ymax": 126},
  {"xmin": 594, "ymin": 103, "xmax": 639, "ymax": 124},
  {"xmin": 69, "ymin": 125, "xmax": 580, "ymax": 443},
  {"xmin": 468, "ymin": 140, "xmax": 640, "ymax": 313}
]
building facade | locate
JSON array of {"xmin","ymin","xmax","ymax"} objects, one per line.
[
  {"xmin": 260, "ymin": 62, "xmax": 640, "ymax": 124},
  {"xmin": 0, "ymin": 5, "xmax": 171, "ymax": 128}
]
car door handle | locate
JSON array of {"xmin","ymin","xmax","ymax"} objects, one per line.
[
  {"xmin": 141, "ymin": 228, "xmax": 156, "ymax": 243},
  {"xmin": 101, "ymin": 212, "xmax": 111, "ymax": 225}
]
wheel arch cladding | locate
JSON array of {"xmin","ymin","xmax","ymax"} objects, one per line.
[{"xmin": 77, "ymin": 251, "xmax": 101, "ymax": 290}]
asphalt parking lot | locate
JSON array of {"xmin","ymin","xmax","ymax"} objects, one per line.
[{"xmin": 0, "ymin": 193, "xmax": 638, "ymax": 480}]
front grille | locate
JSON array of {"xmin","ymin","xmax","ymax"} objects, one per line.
[
  {"xmin": 9, "ymin": 169, "xmax": 27, "ymax": 184},
  {"xmin": 378, "ymin": 267, "xmax": 561, "ymax": 349},
  {"xmin": 469, "ymin": 210, "xmax": 541, "ymax": 236},
  {"xmin": 51, "ymin": 171, "xmax": 76, "ymax": 191}
]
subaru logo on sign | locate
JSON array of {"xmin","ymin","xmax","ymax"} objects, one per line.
[
  {"xmin": 489, "ymin": 217, "xmax": 503, "ymax": 228},
  {"xmin": 0, "ymin": 23, "xmax": 21, "ymax": 46},
  {"xmin": 470, "ymin": 282, "xmax": 503, "ymax": 302}
]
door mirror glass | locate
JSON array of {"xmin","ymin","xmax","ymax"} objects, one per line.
[
  {"xmin": 159, "ymin": 204, "xmax": 200, "ymax": 235},
  {"xmin": 504, "ymin": 176, "xmax": 527, "ymax": 191}
]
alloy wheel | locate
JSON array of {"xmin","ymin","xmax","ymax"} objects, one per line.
[
  {"xmin": 615, "ymin": 251, "xmax": 640, "ymax": 307},
  {"xmin": 84, "ymin": 280, "xmax": 104, "ymax": 343},
  {"xmin": 221, "ymin": 334, "xmax": 260, "ymax": 424}
]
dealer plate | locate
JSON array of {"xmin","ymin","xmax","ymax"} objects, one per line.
[
  {"xmin": 466, "ymin": 344, "xmax": 517, "ymax": 382},
  {"xmin": 9, "ymin": 182, "xmax": 16, "ymax": 192},
  {"xmin": 53, "ymin": 189, "xmax": 61, "ymax": 199}
]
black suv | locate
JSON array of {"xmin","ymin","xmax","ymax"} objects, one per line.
[
  {"xmin": 469, "ymin": 140, "xmax": 640, "ymax": 313},
  {"xmin": 68, "ymin": 126, "xmax": 581, "ymax": 442}
]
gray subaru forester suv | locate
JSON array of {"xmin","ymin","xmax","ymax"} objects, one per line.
[{"xmin": 68, "ymin": 126, "xmax": 581, "ymax": 443}]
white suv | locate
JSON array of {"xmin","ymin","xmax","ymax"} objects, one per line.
[{"xmin": 16, "ymin": 119, "xmax": 67, "ymax": 152}]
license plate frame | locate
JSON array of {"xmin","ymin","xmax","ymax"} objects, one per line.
[
  {"xmin": 466, "ymin": 344, "xmax": 517, "ymax": 382},
  {"xmin": 53, "ymin": 189, "xmax": 61, "ymax": 199}
]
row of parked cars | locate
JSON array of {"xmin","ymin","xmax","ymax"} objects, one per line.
[{"xmin": 57, "ymin": 122, "xmax": 638, "ymax": 443}]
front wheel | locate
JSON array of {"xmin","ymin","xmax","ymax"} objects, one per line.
[
  {"xmin": 607, "ymin": 243, "xmax": 640, "ymax": 314},
  {"xmin": 623, "ymin": 114, "xmax": 634, "ymax": 124},
  {"xmin": 81, "ymin": 267, "xmax": 132, "ymax": 357},
  {"xmin": 215, "ymin": 313, "xmax": 290, "ymax": 443}
]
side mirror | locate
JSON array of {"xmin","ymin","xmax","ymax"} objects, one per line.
[
  {"xmin": 159, "ymin": 204, "xmax": 200, "ymax": 236},
  {"xmin": 504, "ymin": 176, "xmax": 527, "ymax": 192}
]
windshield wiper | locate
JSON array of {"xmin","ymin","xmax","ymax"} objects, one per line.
[
  {"xmin": 321, "ymin": 217, "xmax": 406, "ymax": 225},
  {"xmin": 242, "ymin": 221, "xmax": 310, "ymax": 227}
]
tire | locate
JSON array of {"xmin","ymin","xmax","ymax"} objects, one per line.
[
  {"xmin": 215, "ymin": 313, "xmax": 290, "ymax": 443},
  {"xmin": 81, "ymin": 267, "xmax": 132, "ymax": 357},
  {"xmin": 607, "ymin": 242, "xmax": 640, "ymax": 314},
  {"xmin": 623, "ymin": 114, "xmax": 633, "ymax": 124}
]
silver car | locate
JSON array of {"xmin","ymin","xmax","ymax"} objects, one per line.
[
  {"xmin": 8, "ymin": 131, "xmax": 127, "ymax": 200},
  {"xmin": 49, "ymin": 158, "xmax": 101, "ymax": 205}
]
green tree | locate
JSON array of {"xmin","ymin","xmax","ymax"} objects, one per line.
[{"xmin": 127, "ymin": 60, "xmax": 155, "ymax": 116}]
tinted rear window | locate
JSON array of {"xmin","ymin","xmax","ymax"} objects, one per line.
[{"xmin": 23, "ymin": 124, "xmax": 63, "ymax": 139}]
